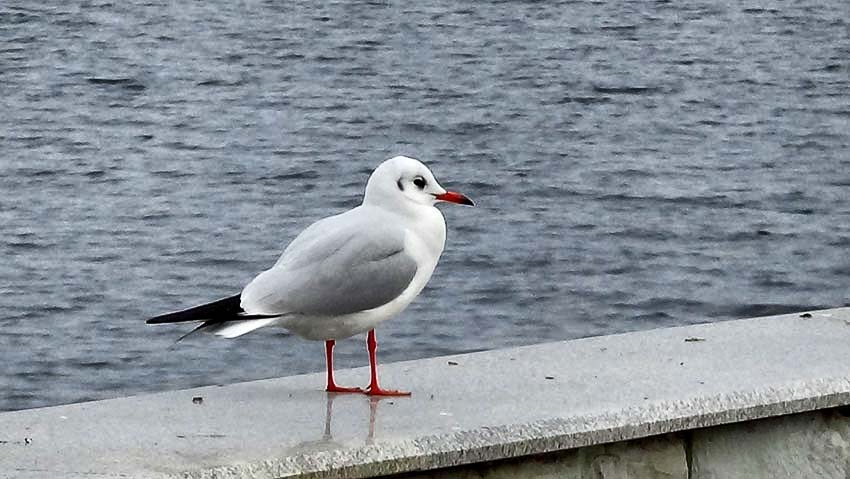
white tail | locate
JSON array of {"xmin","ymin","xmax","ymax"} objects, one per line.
[{"xmin": 208, "ymin": 317, "xmax": 280, "ymax": 339}]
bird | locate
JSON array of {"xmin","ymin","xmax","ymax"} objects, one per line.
[{"xmin": 146, "ymin": 156, "xmax": 474, "ymax": 396}]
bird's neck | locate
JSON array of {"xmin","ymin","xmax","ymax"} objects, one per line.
[
  {"xmin": 367, "ymin": 202, "xmax": 446, "ymax": 257},
  {"xmin": 406, "ymin": 206, "xmax": 447, "ymax": 259}
]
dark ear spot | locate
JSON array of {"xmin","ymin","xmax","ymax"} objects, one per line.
[{"xmin": 397, "ymin": 179, "xmax": 404, "ymax": 191}]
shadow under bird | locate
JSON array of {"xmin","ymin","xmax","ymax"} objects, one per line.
[{"xmin": 146, "ymin": 156, "xmax": 474, "ymax": 396}]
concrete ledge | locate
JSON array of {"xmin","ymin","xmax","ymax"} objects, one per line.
[{"xmin": 2, "ymin": 308, "xmax": 850, "ymax": 478}]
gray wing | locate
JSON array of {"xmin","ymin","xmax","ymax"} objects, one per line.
[{"xmin": 241, "ymin": 212, "xmax": 418, "ymax": 317}]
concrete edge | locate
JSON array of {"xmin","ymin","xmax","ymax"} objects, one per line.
[{"xmin": 184, "ymin": 376, "xmax": 850, "ymax": 479}]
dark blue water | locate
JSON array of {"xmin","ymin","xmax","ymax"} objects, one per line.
[{"xmin": 2, "ymin": 1, "xmax": 849, "ymax": 412}]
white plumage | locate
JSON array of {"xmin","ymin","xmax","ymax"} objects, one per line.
[{"xmin": 147, "ymin": 155, "xmax": 473, "ymax": 395}]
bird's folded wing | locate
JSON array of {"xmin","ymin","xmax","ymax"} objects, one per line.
[{"xmin": 241, "ymin": 223, "xmax": 418, "ymax": 317}]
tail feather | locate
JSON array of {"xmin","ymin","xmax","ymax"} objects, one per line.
[
  {"xmin": 147, "ymin": 294, "xmax": 279, "ymax": 341},
  {"xmin": 203, "ymin": 317, "xmax": 281, "ymax": 339}
]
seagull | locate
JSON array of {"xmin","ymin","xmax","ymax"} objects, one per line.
[{"xmin": 146, "ymin": 156, "xmax": 474, "ymax": 396}]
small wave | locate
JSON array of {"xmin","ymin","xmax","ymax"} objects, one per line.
[
  {"xmin": 778, "ymin": 207, "xmax": 816, "ymax": 215},
  {"xmin": 599, "ymin": 24, "xmax": 638, "ymax": 32},
  {"xmin": 78, "ymin": 253, "xmax": 122, "ymax": 263},
  {"xmin": 86, "ymin": 77, "xmax": 146, "ymax": 91},
  {"xmin": 158, "ymin": 141, "xmax": 214, "ymax": 151},
  {"xmin": 594, "ymin": 192, "xmax": 738, "ymax": 209},
  {"xmin": 752, "ymin": 276, "xmax": 795, "ymax": 288},
  {"xmin": 141, "ymin": 212, "xmax": 173, "ymax": 221},
  {"xmin": 151, "ymin": 169, "xmax": 193, "ymax": 178},
  {"xmin": 4, "ymin": 240, "xmax": 51, "ymax": 251},
  {"xmin": 276, "ymin": 52, "xmax": 305, "ymax": 61},
  {"xmin": 742, "ymin": 7, "xmax": 779, "ymax": 14},
  {"xmin": 616, "ymin": 168, "xmax": 655, "ymax": 178},
  {"xmin": 714, "ymin": 230, "xmax": 792, "ymax": 242},
  {"xmin": 259, "ymin": 170, "xmax": 321, "ymax": 182},
  {"xmin": 77, "ymin": 361, "xmax": 112, "ymax": 369},
  {"xmin": 828, "ymin": 237, "xmax": 850, "ymax": 247},
  {"xmin": 188, "ymin": 257, "xmax": 253, "ymax": 268},
  {"xmin": 781, "ymin": 140, "xmax": 830, "ymax": 152},
  {"xmin": 591, "ymin": 85, "xmax": 663, "ymax": 95},
  {"xmin": 829, "ymin": 266, "xmax": 850, "ymax": 277},
  {"xmin": 453, "ymin": 121, "xmax": 502, "ymax": 134},
  {"xmin": 557, "ymin": 95, "xmax": 611, "ymax": 105},
  {"xmin": 313, "ymin": 54, "xmax": 342, "ymax": 63},
  {"xmin": 2, "ymin": 12, "xmax": 40, "ymax": 25},
  {"xmin": 607, "ymin": 228, "xmax": 680, "ymax": 241},
  {"xmin": 15, "ymin": 168, "xmax": 62, "ymax": 178},
  {"xmin": 400, "ymin": 122, "xmax": 443, "ymax": 134},
  {"xmin": 196, "ymin": 78, "xmax": 245, "ymax": 87},
  {"xmin": 82, "ymin": 170, "xmax": 106, "ymax": 179}
]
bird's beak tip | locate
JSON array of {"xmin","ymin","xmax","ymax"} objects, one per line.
[{"xmin": 435, "ymin": 191, "xmax": 474, "ymax": 207}]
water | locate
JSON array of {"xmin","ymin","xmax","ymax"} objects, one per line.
[{"xmin": 1, "ymin": 1, "xmax": 848, "ymax": 412}]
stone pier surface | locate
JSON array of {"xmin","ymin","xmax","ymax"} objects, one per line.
[{"xmin": 2, "ymin": 308, "xmax": 850, "ymax": 478}]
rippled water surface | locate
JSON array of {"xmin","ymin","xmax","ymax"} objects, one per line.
[{"xmin": 2, "ymin": 1, "xmax": 849, "ymax": 412}]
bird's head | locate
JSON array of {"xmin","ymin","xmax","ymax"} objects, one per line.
[{"xmin": 363, "ymin": 156, "xmax": 474, "ymax": 211}]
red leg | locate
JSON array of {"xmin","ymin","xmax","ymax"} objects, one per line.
[
  {"xmin": 365, "ymin": 330, "xmax": 410, "ymax": 396},
  {"xmin": 324, "ymin": 340, "xmax": 362, "ymax": 393}
]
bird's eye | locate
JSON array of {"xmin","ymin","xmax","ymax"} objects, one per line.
[{"xmin": 413, "ymin": 176, "xmax": 427, "ymax": 189}]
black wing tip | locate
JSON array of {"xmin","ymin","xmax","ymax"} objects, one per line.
[
  {"xmin": 146, "ymin": 311, "xmax": 194, "ymax": 324},
  {"xmin": 145, "ymin": 294, "xmax": 243, "ymax": 325},
  {"xmin": 146, "ymin": 315, "xmax": 176, "ymax": 325}
]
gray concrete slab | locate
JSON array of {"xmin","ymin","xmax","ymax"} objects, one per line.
[{"xmin": 2, "ymin": 308, "xmax": 850, "ymax": 479}]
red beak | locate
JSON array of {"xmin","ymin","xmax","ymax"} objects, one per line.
[{"xmin": 434, "ymin": 191, "xmax": 474, "ymax": 206}]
